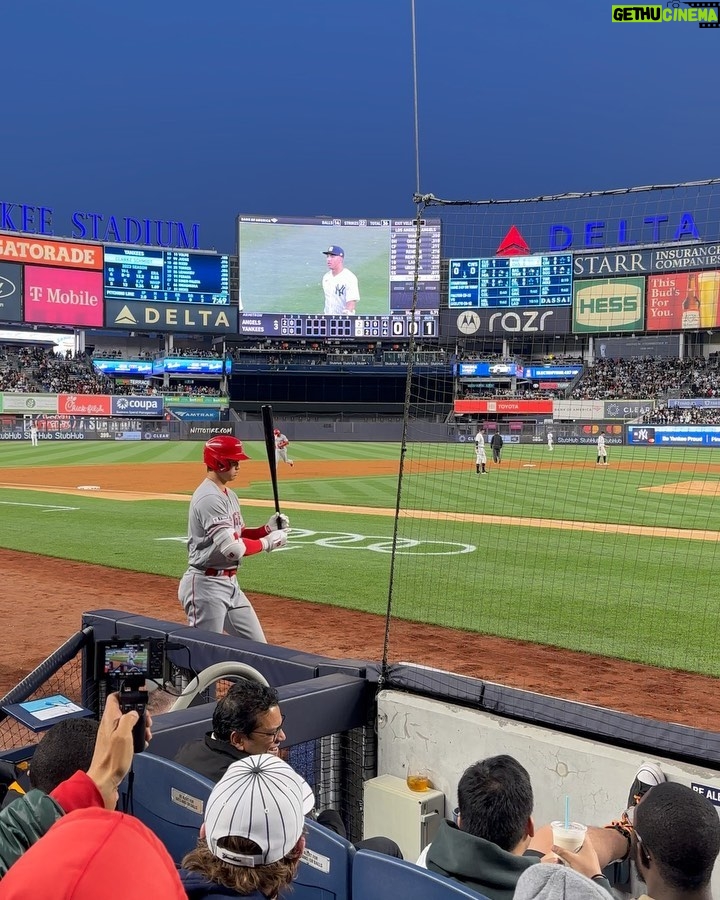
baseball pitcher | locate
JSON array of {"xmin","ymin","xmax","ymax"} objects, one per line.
[{"xmin": 274, "ymin": 428, "xmax": 294, "ymax": 467}]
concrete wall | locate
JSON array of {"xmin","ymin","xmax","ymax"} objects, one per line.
[{"xmin": 376, "ymin": 690, "xmax": 720, "ymax": 891}]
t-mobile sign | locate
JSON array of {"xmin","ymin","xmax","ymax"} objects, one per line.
[{"xmin": 24, "ymin": 265, "xmax": 104, "ymax": 327}]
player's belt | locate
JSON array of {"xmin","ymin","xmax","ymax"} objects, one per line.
[{"xmin": 203, "ymin": 567, "xmax": 238, "ymax": 577}]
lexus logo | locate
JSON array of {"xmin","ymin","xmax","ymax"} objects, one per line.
[
  {"xmin": 0, "ymin": 276, "xmax": 17, "ymax": 299},
  {"xmin": 456, "ymin": 311, "xmax": 480, "ymax": 335}
]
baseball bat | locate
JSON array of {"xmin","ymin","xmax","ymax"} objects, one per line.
[{"xmin": 261, "ymin": 404, "xmax": 283, "ymax": 529}]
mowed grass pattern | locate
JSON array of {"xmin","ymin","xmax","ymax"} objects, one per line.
[{"xmin": 1, "ymin": 440, "xmax": 720, "ymax": 675}]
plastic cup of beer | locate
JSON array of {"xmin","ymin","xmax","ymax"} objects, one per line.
[
  {"xmin": 406, "ymin": 766, "xmax": 432, "ymax": 792},
  {"xmin": 699, "ymin": 272, "xmax": 720, "ymax": 329},
  {"xmin": 551, "ymin": 821, "xmax": 587, "ymax": 852}
]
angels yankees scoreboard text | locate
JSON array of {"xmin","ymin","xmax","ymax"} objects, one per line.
[{"xmin": 239, "ymin": 312, "xmax": 439, "ymax": 339}]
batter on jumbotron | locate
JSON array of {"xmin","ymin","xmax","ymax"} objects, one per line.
[{"xmin": 178, "ymin": 435, "xmax": 290, "ymax": 640}]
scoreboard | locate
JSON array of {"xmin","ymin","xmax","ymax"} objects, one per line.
[
  {"xmin": 449, "ymin": 254, "xmax": 572, "ymax": 308},
  {"xmin": 236, "ymin": 215, "xmax": 441, "ymax": 341},
  {"xmin": 104, "ymin": 246, "xmax": 230, "ymax": 304},
  {"xmin": 238, "ymin": 313, "xmax": 438, "ymax": 339}
]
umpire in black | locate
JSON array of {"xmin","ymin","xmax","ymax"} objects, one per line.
[{"xmin": 491, "ymin": 431, "xmax": 504, "ymax": 464}]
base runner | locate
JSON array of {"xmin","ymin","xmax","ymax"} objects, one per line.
[{"xmin": 178, "ymin": 435, "xmax": 290, "ymax": 640}]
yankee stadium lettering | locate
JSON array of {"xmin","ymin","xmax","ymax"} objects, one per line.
[{"xmin": 0, "ymin": 200, "xmax": 201, "ymax": 249}]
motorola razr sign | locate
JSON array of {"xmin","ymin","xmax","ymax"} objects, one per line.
[{"xmin": 572, "ymin": 277, "xmax": 645, "ymax": 333}]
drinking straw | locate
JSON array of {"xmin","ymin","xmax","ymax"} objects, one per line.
[{"xmin": 564, "ymin": 796, "xmax": 570, "ymax": 828}]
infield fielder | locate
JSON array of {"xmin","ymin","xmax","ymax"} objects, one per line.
[
  {"xmin": 474, "ymin": 427, "xmax": 487, "ymax": 475},
  {"xmin": 178, "ymin": 435, "xmax": 290, "ymax": 641}
]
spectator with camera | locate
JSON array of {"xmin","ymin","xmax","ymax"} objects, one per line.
[{"xmin": 0, "ymin": 693, "xmax": 151, "ymax": 879}]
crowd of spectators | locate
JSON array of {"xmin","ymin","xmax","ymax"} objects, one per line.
[
  {"xmin": 569, "ymin": 357, "xmax": 702, "ymax": 400},
  {"xmin": 91, "ymin": 348, "xmax": 154, "ymax": 360},
  {"xmin": 0, "ymin": 344, "xmax": 227, "ymax": 399},
  {"xmin": 1, "ymin": 684, "xmax": 717, "ymax": 899},
  {"xmin": 0, "ymin": 345, "xmax": 110, "ymax": 394},
  {"xmin": 459, "ymin": 387, "xmax": 560, "ymax": 400},
  {"xmin": 91, "ymin": 346, "xmax": 221, "ymax": 360},
  {"xmin": 231, "ymin": 342, "xmax": 447, "ymax": 368},
  {"xmin": 642, "ymin": 404, "xmax": 720, "ymax": 425}
]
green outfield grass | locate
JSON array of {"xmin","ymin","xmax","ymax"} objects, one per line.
[{"xmin": 1, "ymin": 440, "xmax": 720, "ymax": 675}]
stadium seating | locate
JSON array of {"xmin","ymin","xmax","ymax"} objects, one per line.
[
  {"xmin": 351, "ymin": 848, "xmax": 491, "ymax": 900},
  {"xmin": 292, "ymin": 817, "xmax": 356, "ymax": 900},
  {"xmin": 118, "ymin": 751, "xmax": 213, "ymax": 863}
]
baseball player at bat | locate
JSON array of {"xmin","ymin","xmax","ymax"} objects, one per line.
[
  {"xmin": 273, "ymin": 428, "xmax": 294, "ymax": 467},
  {"xmin": 178, "ymin": 435, "xmax": 290, "ymax": 640}
]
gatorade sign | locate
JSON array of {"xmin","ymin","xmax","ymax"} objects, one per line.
[{"xmin": 573, "ymin": 277, "xmax": 645, "ymax": 333}]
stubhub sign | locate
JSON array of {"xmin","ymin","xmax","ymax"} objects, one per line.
[{"xmin": 111, "ymin": 396, "xmax": 164, "ymax": 417}]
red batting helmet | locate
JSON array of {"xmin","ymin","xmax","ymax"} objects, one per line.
[
  {"xmin": 203, "ymin": 435, "xmax": 249, "ymax": 472},
  {"xmin": 273, "ymin": 428, "xmax": 280, "ymax": 436}
]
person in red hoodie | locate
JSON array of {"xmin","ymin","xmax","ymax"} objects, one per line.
[
  {"xmin": 0, "ymin": 693, "xmax": 151, "ymax": 878},
  {"xmin": 0, "ymin": 808, "xmax": 186, "ymax": 899}
]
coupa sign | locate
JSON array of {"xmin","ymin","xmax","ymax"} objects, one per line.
[
  {"xmin": 572, "ymin": 277, "xmax": 645, "ymax": 333},
  {"xmin": 111, "ymin": 396, "xmax": 164, "ymax": 417}
]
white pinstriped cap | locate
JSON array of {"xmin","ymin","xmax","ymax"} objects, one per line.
[{"xmin": 204, "ymin": 754, "xmax": 315, "ymax": 867}]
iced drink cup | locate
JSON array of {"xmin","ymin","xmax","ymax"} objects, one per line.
[{"xmin": 551, "ymin": 821, "xmax": 587, "ymax": 852}]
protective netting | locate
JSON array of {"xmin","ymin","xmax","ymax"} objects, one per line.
[{"xmin": 381, "ymin": 182, "xmax": 720, "ymax": 729}]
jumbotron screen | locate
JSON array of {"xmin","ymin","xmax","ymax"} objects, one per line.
[
  {"xmin": 448, "ymin": 254, "xmax": 573, "ymax": 308},
  {"xmin": 236, "ymin": 215, "xmax": 441, "ymax": 340},
  {"xmin": 104, "ymin": 246, "xmax": 230, "ymax": 305}
]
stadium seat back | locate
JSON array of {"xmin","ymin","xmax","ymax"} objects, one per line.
[
  {"xmin": 351, "ymin": 848, "xmax": 492, "ymax": 900},
  {"xmin": 288, "ymin": 817, "xmax": 356, "ymax": 900},
  {"xmin": 118, "ymin": 751, "xmax": 213, "ymax": 863}
]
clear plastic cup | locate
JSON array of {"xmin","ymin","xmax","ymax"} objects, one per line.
[{"xmin": 551, "ymin": 821, "xmax": 587, "ymax": 852}]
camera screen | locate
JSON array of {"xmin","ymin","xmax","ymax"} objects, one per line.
[{"xmin": 101, "ymin": 640, "xmax": 150, "ymax": 678}]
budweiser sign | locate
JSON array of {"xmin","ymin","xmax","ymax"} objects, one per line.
[{"xmin": 58, "ymin": 394, "xmax": 112, "ymax": 415}]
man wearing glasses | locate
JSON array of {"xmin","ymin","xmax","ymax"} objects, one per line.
[
  {"xmin": 175, "ymin": 680, "xmax": 285, "ymax": 782},
  {"xmin": 175, "ymin": 679, "xmax": 402, "ymax": 857}
]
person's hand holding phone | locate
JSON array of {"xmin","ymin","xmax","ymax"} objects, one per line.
[{"xmin": 86, "ymin": 692, "xmax": 153, "ymax": 808}]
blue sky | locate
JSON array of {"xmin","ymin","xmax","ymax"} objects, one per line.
[{"xmin": 3, "ymin": 0, "xmax": 719, "ymax": 254}]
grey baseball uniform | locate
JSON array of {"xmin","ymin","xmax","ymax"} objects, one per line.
[
  {"xmin": 178, "ymin": 478, "xmax": 266, "ymax": 641},
  {"xmin": 274, "ymin": 432, "xmax": 293, "ymax": 466}
]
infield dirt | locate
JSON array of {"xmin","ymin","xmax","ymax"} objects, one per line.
[{"xmin": 1, "ymin": 459, "xmax": 719, "ymax": 730}]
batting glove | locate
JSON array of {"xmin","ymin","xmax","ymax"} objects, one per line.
[
  {"xmin": 261, "ymin": 530, "xmax": 288, "ymax": 552},
  {"xmin": 265, "ymin": 513, "xmax": 290, "ymax": 532}
]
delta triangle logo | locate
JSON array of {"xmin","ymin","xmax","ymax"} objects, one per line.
[
  {"xmin": 496, "ymin": 226, "xmax": 531, "ymax": 256},
  {"xmin": 115, "ymin": 305, "xmax": 137, "ymax": 325}
]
